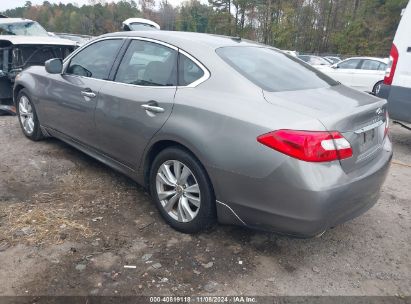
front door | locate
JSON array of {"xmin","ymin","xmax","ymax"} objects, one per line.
[
  {"xmin": 331, "ymin": 58, "xmax": 363, "ymax": 87},
  {"xmin": 95, "ymin": 39, "xmax": 178, "ymax": 169},
  {"xmin": 41, "ymin": 39, "xmax": 124, "ymax": 146}
]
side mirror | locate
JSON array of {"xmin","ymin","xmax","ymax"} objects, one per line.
[
  {"xmin": 331, "ymin": 64, "xmax": 339, "ymax": 69},
  {"xmin": 45, "ymin": 58, "xmax": 63, "ymax": 74}
]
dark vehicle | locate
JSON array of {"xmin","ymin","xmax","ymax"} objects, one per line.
[
  {"xmin": 0, "ymin": 18, "xmax": 76, "ymax": 113},
  {"xmin": 14, "ymin": 31, "xmax": 392, "ymax": 237}
]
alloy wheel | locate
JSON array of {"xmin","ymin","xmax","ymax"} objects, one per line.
[
  {"xmin": 19, "ymin": 95, "xmax": 35, "ymax": 135},
  {"xmin": 156, "ymin": 160, "xmax": 201, "ymax": 223}
]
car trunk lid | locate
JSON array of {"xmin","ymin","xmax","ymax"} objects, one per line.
[{"xmin": 263, "ymin": 85, "xmax": 388, "ymax": 172}]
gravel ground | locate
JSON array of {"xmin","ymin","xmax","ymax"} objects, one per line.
[{"xmin": 0, "ymin": 115, "xmax": 410, "ymax": 297}]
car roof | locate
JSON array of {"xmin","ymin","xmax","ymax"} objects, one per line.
[
  {"xmin": 100, "ymin": 31, "xmax": 265, "ymax": 53},
  {"xmin": 343, "ymin": 57, "xmax": 388, "ymax": 63},
  {"xmin": 0, "ymin": 18, "xmax": 35, "ymax": 24}
]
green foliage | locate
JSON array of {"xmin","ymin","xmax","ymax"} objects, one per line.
[{"xmin": 1, "ymin": 0, "xmax": 407, "ymax": 56}]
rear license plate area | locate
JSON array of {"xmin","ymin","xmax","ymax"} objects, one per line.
[{"xmin": 359, "ymin": 128, "xmax": 376, "ymax": 153}]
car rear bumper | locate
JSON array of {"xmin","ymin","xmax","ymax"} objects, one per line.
[{"xmin": 214, "ymin": 138, "xmax": 393, "ymax": 237}]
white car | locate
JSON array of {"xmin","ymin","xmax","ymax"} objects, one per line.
[
  {"xmin": 283, "ymin": 50, "xmax": 299, "ymax": 57},
  {"xmin": 377, "ymin": 2, "xmax": 411, "ymax": 124},
  {"xmin": 122, "ymin": 18, "xmax": 160, "ymax": 31},
  {"xmin": 318, "ymin": 57, "xmax": 388, "ymax": 94},
  {"xmin": 297, "ymin": 55, "xmax": 331, "ymax": 68}
]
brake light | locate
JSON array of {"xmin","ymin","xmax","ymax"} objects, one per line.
[
  {"xmin": 257, "ymin": 130, "xmax": 352, "ymax": 162},
  {"xmin": 384, "ymin": 44, "xmax": 399, "ymax": 85}
]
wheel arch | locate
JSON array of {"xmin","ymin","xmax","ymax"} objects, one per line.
[
  {"xmin": 141, "ymin": 138, "xmax": 215, "ymax": 196},
  {"xmin": 13, "ymin": 84, "xmax": 26, "ymax": 106}
]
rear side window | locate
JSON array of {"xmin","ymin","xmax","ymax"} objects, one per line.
[
  {"xmin": 361, "ymin": 60, "xmax": 384, "ymax": 70},
  {"xmin": 178, "ymin": 54, "xmax": 205, "ymax": 86},
  {"xmin": 66, "ymin": 39, "xmax": 123, "ymax": 80},
  {"xmin": 337, "ymin": 59, "xmax": 361, "ymax": 69},
  {"xmin": 115, "ymin": 40, "xmax": 177, "ymax": 86},
  {"xmin": 217, "ymin": 47, "xmax": 338, "ymax": 92}
]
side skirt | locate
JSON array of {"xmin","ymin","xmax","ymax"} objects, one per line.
[{"xmin": 42, "ymin": 125, "xmax": 145, "ymax": 186}]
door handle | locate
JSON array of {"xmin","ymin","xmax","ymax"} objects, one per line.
[
  {"xmin": 81, "ymin": 89, "xmax": 96, "ymax": 98},
  {"xmin": 141, "ymin": 104, "xmax": 165, "ymax": 114}
]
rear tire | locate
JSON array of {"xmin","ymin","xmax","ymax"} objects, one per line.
[
  {"xmin": 16, "ymin": 89, "xmax": 44, "ymax": 141},
  {"xmin": 372, "ymin": 80, "xmax": 383, "ymax": 95},
  {"xmin": 149, "ymin": 147, "xmax": 216, "ymax": 233}
]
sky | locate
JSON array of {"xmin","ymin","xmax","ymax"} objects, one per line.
[{"xmin": 0, "ymin": 0, "xmax": 201, "ymax": 12}]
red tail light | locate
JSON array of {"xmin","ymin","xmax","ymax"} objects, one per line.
[
  {"xmin": 384, "ymin": 44, "xmax": 399, "ymax": 85},
  {"xmin": 257, "ymin": 130, "xmax": 353, "ymax": 162}
]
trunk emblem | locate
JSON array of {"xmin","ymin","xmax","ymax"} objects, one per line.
[{"xmin": 376, "ymin": 108, "xmax": 383, "ymax": 115}]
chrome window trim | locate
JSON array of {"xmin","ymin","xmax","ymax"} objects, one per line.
[{"xmin": 62, "ymin": 36, "xmax": 210, "ymax": 89}]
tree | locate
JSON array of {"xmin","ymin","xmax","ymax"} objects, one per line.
[{"xmin": 1, "ymin": 0, "xmax": 407, "ymax": 56}]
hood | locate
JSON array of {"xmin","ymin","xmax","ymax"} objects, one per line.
[{"xmin": 0, "ymin": 35, "xmax": 77, "ymax": 46}]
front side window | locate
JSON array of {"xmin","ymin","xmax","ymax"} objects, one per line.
[
  {"xmin": 0, "ymin": 21, "xmax": 49, "ymax": 36},
  {"xmin": 66, "ymin": 39, "xmax": 123, "ymax": 80},
  {"xmin": 178, "ymin": 54, "xmax": 205, "ymax": 86},
  {"xmin": 115, "ymin": 40, "xmax": 177, "ymax": 86},
  {"xmin": 217, "ymin": 46, "xmax": 338, "ymax": 92},
  {"xmin": 338, "ymin": 59, "xmax": 361, "ymax": 69}
]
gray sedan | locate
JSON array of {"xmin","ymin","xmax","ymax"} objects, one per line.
[{"xmin": 13, "ymin": 31, "xmax": 392, "ymax": 237}]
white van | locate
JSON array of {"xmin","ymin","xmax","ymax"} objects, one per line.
[{"xmin": 378, "ymin": 1, "xmax": 411, "ymax": 123}]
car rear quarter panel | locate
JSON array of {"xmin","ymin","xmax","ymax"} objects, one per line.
[{"xmin": 152, "ymin": 57, "xmax": 326, "ymax": 204}]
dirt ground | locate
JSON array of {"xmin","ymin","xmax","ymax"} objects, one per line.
[{"xmin": 0, "ymin": 115, "xmax": 410, "ymax": 297}]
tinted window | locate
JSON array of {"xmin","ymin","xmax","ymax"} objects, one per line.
[
  {"xmin": 66, "ymin": 39, "xmax": 123, "ymax": 80},
  {"xmin": 362, "ymin": 60, "xmax": 387, "ymax": 71},
  {"xmin": 178, "ymin": 54, "xmax": 205, "ymax": 86},
  {"xmin": 378, "ymin": 63, "xmax": 387, "ymax": 71},
  {"xmin": 361, "ymin": 60, "xmax": 383, "ymax": 70},
  {"xmin": 338, "ymin": 59, "xmax": 361, "ymax": 69},
  {"xmin": 115, "ymin": 40, "xmax": 177, "ymax": 86},
  {"xmin": 217, "ymin": 47, "xmax": 338, "ymax": 92}
]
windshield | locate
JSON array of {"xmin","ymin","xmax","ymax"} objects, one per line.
[
  {"xmin": 0, "ymin": 21, "xmax": 49, "ymax": 36},
  {"xmin": 217, "ymin": 46, "xmax": 338, "ymax": 92},
  {"xmin": 129, "ymin": 23, "xmax": 158, "ymax": 31}
]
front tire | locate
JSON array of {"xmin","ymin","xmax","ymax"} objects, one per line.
[
  {"xmin": 149, "ymin": 147, "xmax": 216, "ymax": 233},
  {"xmin": 16, "ymin": 89, "xmax": 44, "ymax": 141}
]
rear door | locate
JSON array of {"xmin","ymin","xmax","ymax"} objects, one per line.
[
  {"xmin": 329, "ymin": 59, "xmax": 362, "ymax": 87},
  {"xmin": 41, "ymin": 38, "xmax": 124, "ymax": 146},
  {"xmin": 94, "ymin": 38, "xmax": 178, "ymax": 169},
  {"xmin": 355, "ymin": 59, "xmax": 386, "ymax": 91}
]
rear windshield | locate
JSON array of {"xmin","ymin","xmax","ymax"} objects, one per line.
[{"xmin": 216, "ymin": 46, "xmax": 338, "ymax": 92}]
